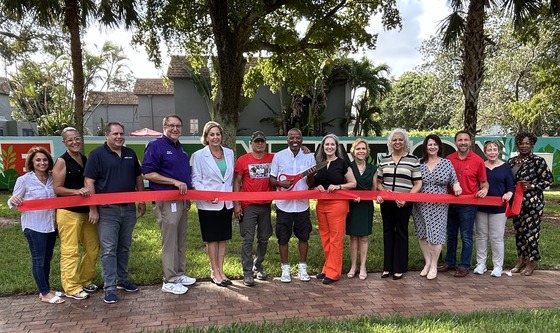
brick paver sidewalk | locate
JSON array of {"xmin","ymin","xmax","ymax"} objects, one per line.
[{"xmin": 1, "ymin": 270, "xmax": 560, "ymax": 332}]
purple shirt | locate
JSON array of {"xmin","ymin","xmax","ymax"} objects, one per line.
[{"xmin": 141, "ymin": 135, "xmax": 192, "ymax": 190}]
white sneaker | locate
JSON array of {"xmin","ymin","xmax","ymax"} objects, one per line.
[
  {"xmin": 473, "ymin": 264, "xmax": 487, "ymax": 275},
  {"xmin": 297, "ymin": 263, "xmax": 310, "ymax": 282},
  {"xmin": 490, "ymin": 267, "xmax": 503, "ymax": 277},
  {"xmin": 280, "ymin": 264, "xmax": 291, "ymax": 283},
  {"xmin": 174, "ymin": 275, "xmax": 196, "ymax": 286},
  {"xmin": 162, "ymin": 282, "xmax": 188, "ymax": 295}
]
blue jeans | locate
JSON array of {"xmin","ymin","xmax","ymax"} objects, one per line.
[
  {"xmin": 445, "ymin": 204, "xmax": 478, "ymax": 269},
  {"xmin": 97, "ymin": 204, "xmax": 137, "ymax": 291},
  {"xmin": 23, "ymin": 228, "xmax": 57, "ymax": 295}
]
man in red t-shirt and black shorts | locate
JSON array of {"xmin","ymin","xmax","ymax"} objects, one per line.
[{"xmin": 234, "ymin": 131, "xmax": 275, "ymax": 286}]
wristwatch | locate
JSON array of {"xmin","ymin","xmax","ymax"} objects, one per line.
[{"xmin": 339, "ymin": 185, "xmax": 342, "ymax": 190}]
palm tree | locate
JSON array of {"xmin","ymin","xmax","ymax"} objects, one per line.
[
  {"xmin": 352, "ymin": 92, "xmax": 383, "ymax": 137},
  {"xmin": 1, "ymin": 0, "xmax": 139, "ymax": 138},
  {"xmin": 439, "ymin": 0, "xmax": 542, "ymax": 135},
  {"xmin": 327, "ymin": 58, "xmax": 391, "ymax": 134}
]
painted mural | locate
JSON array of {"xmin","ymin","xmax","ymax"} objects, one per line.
[{"xmin": 0, "ymin": 136, "xmax": 558, "ymax": 190}]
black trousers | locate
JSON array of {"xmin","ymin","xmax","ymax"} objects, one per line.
[{"xmin": 381, "ymin": 201, "xmax": 412, "ymax": 273}]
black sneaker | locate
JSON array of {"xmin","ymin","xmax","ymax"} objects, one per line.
[
  {"xmin": 103, "ymin": 291, "xmax": 118, "ymax": 304},
  {"xmin": 116, "ymin": 281, "xmax": 139, "ymax": 292}
]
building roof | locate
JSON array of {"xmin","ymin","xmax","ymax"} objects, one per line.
[
  {"xmin": 0, "ymin": 77, "xmax": 10, "ymax": 95},
  {"xmin": 167, "ymin": 56, "xmax": 210, "ymax": 78},
  {"xmin": 87, "ymin": 91, "xmax": 138, "ymax": 107},
  {"xmin": 166, "ymin": 55, "xmax": 257, "ymax": 79},
  {"xmin": 133, "ymin": 78, "xmax": 174, "ymax": 95}
]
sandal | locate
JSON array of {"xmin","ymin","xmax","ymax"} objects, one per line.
[
  {"xmin": 511, "ymin": 258, "xmax": 526, "ymax": 273},
  {"xmin": 420, "ymin": 265, "xmax": 430, "ymax": 277},
  {"xmin": 211, "ymin": 276, "xmax": 227, "ymax": 287},
  {"xmin": 38, "ymin": 291, "xmax": 63, "ymax": 299},
  {"xmin": 41, "ymin": 294, "xmax": 65, "ymax": 304},
  {"xmin": 359, "ymin": 271, "xmax": 367, "ymax": 280},
  {"xmin": 521, "ymin": 262, "xmax": 537, "ymax": 276},
  {"xmin": 347, "ymin": 269, "xmax": 356, "ymax": 278},
  {"xmin": 511, "ymin": 264, "xmax": 526, "ymax": 273}
]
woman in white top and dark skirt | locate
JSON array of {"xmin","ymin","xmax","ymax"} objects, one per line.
[{"xmin": 191, "ymin": 121, "xmax": 235, "ymax": 287}]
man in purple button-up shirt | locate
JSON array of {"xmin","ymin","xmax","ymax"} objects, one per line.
[{"xmin": 142, "ymin": 115, "xmax": 196, "ymax": 295}]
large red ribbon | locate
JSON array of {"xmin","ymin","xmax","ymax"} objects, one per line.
[
  {"xmin": 505, "ymin": 182, "xmax": 523, "ymax": 217},
  {"xmin": 18, "ymin": 189, "xmax": 510, "ymax": 211}
]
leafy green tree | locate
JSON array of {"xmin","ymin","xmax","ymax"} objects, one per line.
[
  {"xmin": 506, "ymin": 14, "xmax": 560, "ymax": 135},
  {"xmin": 10, "ymin": 54, "xmax": 74, "ymax": 135},
  {"xmin": 438, "ymin": 0, "xmax": 543, "ymax": 135},
  {"xmin": 137, "ymin": 0, "xmax": 402, "ymax": 146},
  {"xmin": 9, "ymin": 42, "xmax": 134, "ymax": 135},
  {"xmin": 0, "ymin": 13, "xmax": 65, "ymax": 64},
  {"xmin": 0, "ymin": 0, "xmax": 139, "ymax": 139},
  {"xmin": 381, "ymin": 71, "xmax": 459, "ymax": 132}
]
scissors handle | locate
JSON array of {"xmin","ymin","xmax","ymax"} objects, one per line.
[{"xmin": 277, "ymin": 173, "xmax": 303, "ymax": 191}]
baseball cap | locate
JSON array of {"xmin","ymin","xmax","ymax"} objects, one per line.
[{"xmin": 250, "ymin": 131, "xmax": 266, "ymax": 141}]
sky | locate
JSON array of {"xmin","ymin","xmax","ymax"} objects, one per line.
[
  {"xmin": 366, "ymin": 0, "xmax": 450, "ymax": 76},
  {"xmin": 82, "ymin": 0, "xmax": 450, "ymax": 81},
  {"xmin": 0, "ymin": 0, "xmax": 450, "ymax": 81}
]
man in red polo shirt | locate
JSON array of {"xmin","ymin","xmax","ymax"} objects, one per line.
[{"xmin": 439, "ymin": 130, "xmax": 489, "ymax": 277}]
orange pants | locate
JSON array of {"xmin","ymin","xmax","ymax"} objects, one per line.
[{"xmin": 316, "ymin": 199, "xmax": 349, "ymax": 280}]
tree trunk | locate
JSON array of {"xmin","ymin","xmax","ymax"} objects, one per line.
[
  {"xmin": 64, "ymin": 0, "xmax": 85, "ymax": 143},
  {"xmin": 461, "ymin": 0, "xmax": 485, "ymax": 136},
  {"xmin": 208, "ymin": 0, "xmax": 245, "ymax": 152}
]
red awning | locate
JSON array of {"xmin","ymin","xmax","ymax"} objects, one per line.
[{"xmin": 129, "ymin": 128, "xmax": 162, "ymax": 136}]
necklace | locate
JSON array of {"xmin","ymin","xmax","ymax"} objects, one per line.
[
  {"xmin": 516, "ymin": 154, "xmax": 529, "ymax": 164},
  {"xmin": 210, "ymin": 148, "xmax": 223, "ymax": 160},
  {"xmin": 35, "ymin": 172, "xmax": 48, "ymax": 182}
]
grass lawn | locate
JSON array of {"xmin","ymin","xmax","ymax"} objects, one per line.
[
  {"xmin": 1, "ymin": 191, "xmax": 559, "ymax": 295},
  {"xmin": 147, "ymin": 309, "xmax": 560, "ymax": 332}
]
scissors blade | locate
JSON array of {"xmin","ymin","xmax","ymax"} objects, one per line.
[{"xmin": 300, "ymin": 160, "xmax": 328, "ymax": 177}]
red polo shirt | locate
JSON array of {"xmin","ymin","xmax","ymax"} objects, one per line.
[{"xmin": 447, "ymin": 150, "xmax": 487, "ymax": 195}]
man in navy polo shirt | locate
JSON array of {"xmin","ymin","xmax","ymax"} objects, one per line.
[
  {"xmin": 84, "ymin": 121, "xmax": 146, "ymax": 304},
  {"xmin": 142, "ymin": 115, "xmax": 196, "ymax": 295}
]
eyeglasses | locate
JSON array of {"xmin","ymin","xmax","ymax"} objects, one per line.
[
  {"xmin": 64, "ymin": 137, "xmax": 82, "ymax": 143},
  {"xmin": 166, "ymin": 124, "xmax": 182, "ymax": 129}
]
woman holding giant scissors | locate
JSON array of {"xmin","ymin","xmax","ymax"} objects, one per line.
[{"xmin": 308, "ymin": 133, "xmax": 356, "ymax": 284}]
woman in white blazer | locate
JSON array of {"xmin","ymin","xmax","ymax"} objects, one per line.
[{"xmin": 191, "ymin": 121, "xmax": 234, "ymax": 287}]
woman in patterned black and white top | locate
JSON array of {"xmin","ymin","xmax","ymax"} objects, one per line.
[{"xmin": 376, "ymin": 129, "xmax": 422, "ymax": 280}]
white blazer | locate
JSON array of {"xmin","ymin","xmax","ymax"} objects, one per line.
[{"xmin": 191, "ymin": 145, "xmax": 234, "ymax": 211}]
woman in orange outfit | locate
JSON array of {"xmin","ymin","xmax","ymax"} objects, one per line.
[{"xmin": 308, "ymin": 134, "xmax": 356, "ymax": 284}]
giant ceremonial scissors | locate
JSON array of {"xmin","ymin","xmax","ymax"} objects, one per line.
[{"xmin": 277, "ymin": 161, "xmax": 328, "ymax": 191}]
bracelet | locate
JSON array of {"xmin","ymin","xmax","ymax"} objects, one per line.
[{"xmin": 339, "ymin": 185, "xmax": 342, "ymax": 190}]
